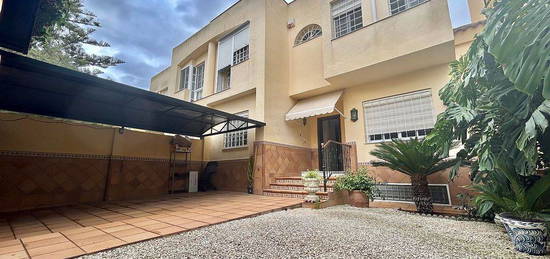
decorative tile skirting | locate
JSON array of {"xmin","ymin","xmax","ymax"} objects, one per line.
[{"xmin": 0, "ymin": 150, "xmax": 199, "ymax": 163}]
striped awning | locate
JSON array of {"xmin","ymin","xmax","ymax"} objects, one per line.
[{"xmin": 285, "ymin": 91, "xmax": 343, "ymax": 121}]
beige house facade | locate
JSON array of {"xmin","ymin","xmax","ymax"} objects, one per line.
[{"xmin": 151, "ymin": 0, "xmax": 485, "ymax": 210}]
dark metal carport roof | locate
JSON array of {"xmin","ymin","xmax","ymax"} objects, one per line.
[{"xmin": 0, "ymin": 50, "xmax": 265, "ymax": 137}]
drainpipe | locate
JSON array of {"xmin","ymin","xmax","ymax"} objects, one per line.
[
  {"xmin": 371, "ymin": 0, "xmax": 378, "ymax": 22},
  {"xmin": 102, "ymin": 127, "xmax": 117, "ymax": 201}
]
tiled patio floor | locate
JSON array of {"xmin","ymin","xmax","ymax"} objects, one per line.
[{"xmin": 0, "ymin": 192, "xmax": 303, "ymax": 258}]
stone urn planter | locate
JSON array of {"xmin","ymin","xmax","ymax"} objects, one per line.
[
  {"xmin": 349, "ymin": 190, "xmax": 369, "ymax": 208},
  {"xmin": 500, "ymin": 213, "xmax": 548, "ymax": 255},
  {"xmin": 302, "ymin": 173, "xmax": 321, "ymax": 202}
]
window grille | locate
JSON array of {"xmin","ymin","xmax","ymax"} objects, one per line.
[
  {"xmin": 179, "ymin": 67, "xmax": 190, "ymax": 91},
  {"xmin": 372, "ymin": 184, "xmax": 450, "ymax": 205},
  {"xmin": 224, "ymin": 112, "xmax": 249, "ymax": 149},
  {"xmin": 331, "ymin": 0, "xmax": 363, "ymax": 38},
  {"xmin": 363, "ymin": 90, "xmax": 434, "ymax": 143},
  {"xmin": 389, "ymin": 0, "xmax": 427, "ymax": 15},
  {"xmin": 294, "ymin": 24, "xmax": 322, "ymax": 46},
  {"xmin": 191, "ymin": 63, "xmax": 204, "ymax": 101},
  {"xmin": 233, "ymin": 45, "xmax": 249, "ymax": 65}
]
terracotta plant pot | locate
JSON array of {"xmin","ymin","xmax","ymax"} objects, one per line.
[
  {"xmin": 349, "ymin": 190, "xmax": 369, "ymax": 208},
  {"xmin": 500, "ymin": 213, "xmax": 548, "ymax": 255}
]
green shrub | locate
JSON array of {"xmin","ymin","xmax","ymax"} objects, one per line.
[{"xmin": 333, "ymin": 168, "xmax": 377, "ymax": 199}]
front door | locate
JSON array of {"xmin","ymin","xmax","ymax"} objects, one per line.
[{"xmin": 317, "ymin": 115, "xmax": 343, "ymax": 171}]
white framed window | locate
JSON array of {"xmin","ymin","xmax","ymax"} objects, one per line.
[
  {"xmin": 216, "ymin": 23, "xmax": 250, "ymax": 93},
  {"xmin": 223, "ymin": 111, "xmax": 249, "ymax": 149},
  {"xmin": 331, "ymin": 0, "xmax": 363, "ymax": 38},
  {"xmin": 363, "ymin": 90, "xmax": 434, "ymax": 143},
  {"xmin": 389, "ymin": 0, "xmax": 427, "ymax": 15},
  {"xmin": 372, "ymin": 183, "xmax": 451, "ymax": 205},
  {"xmin": 295, "ymin": 24, "xmax": 322, "ymax": 46},
  {"xmin": 191, "ymin": 63, "xmax": 205, "ymax": 101},
  {"xmin": 179, "ymin": 66, "xmax": 191, "ymax": 91}
]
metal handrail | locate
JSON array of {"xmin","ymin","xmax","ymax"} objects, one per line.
[
  {"xmin": 320, "ymin": 140, "xmax": 352, "ymax": 192},
  {"xmin": 321, "ymin": 140, "xmax": 352, "ymax": 149}
]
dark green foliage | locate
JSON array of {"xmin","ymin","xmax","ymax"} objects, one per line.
[
  {"xmin": 370, "ymin": 139, "xmax": 458, "ymax": 177},
  {"xmin": 427, "ymin": 0, "xmax": 550, "ymax": 220},
  {"xmin": 472, "ymin": 161, "xmax": 550, "ymax": 221},
  {"xmin": 28, "ymin": 0, "xmax": 123, "ymax": 75},
  {"xmin": 426, "ymin": 0, "xmax": 550, "ymax": 178}
]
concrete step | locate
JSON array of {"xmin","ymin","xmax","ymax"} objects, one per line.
[
  {"xmin": 262, "ymin": 189, "xmax": 329, "ymax": 200},
  {"xmin": 269, "ymin": 183, "xmax": 334, "ymax": 192},
  {"xmin": 274, "ymin": 176, "xmax": 337, "ymax": 185}
]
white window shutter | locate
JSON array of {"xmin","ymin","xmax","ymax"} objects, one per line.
[
  {"xmin": 331, "ymin": 0, "xmax": 361, "ymax": 16},
  {"xmin": 217, "ymin": 37, "xmax": 233, "ymax": 70},
  {"xmin": 233, "ymin": 26, "xmax": 249, "ymax": 51},
  {"xmin": 363, "ymin": 90, "xmax": 434, "ymax": 142}
]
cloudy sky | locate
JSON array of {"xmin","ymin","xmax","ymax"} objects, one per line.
[{"xmin": 83, "ymin": 0, "xmax": 471, "ymax": 90}]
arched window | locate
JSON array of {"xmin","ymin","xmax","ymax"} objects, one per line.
[{"xmin": 294, "ymin": 24, "xmax": 322, "ymax": 46}]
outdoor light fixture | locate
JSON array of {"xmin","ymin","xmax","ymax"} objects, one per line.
[
  {"xmin": 119, "ymin": 127, "xmax": 125, "ymax": 134},
  {"xmin": 350, "ymin": 108, "xmax": 358, "ymax": 122},
  {"xmin": 302, "ymin": 118, "xmax": 307, "ymax": 126}
]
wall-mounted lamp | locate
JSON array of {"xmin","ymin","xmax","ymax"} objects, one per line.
[
  {"xmin": 350, "ymin": 108, "xmax": 358, "ymax": 122},
  {"xmin": 302, "ymin": 118, "xmax": 307, "ymax": 126},
  {"xmin": 118, "ymin": 127, "xmax": 125, "ymax": 134}
]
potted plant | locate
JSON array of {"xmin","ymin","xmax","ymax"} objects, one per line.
[
  {"xmin": 247, "ymin": 156, "xmax": 254, "ymax": 194},
  {"xmin": 333, "ymin": 168, "xmax": 376, "ymax": 208},
  {"xmin": 473, "ymin": 161, "xmax": 550, "ymax": 255},
  {"xmin": 302, "ymin": 170, "xmax": 321, "ymax": 202}
]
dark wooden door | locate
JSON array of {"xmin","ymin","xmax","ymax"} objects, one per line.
[{"xmin": 317, "ymin": 115, "xmax": 343, "ymax": 171}]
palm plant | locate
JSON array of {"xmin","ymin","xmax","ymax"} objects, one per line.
[
  {"xmin": 473, "ymin": 160, "xmax": 550, "ymax": 221},
  {"xmin": 370, "ymin": 139, "xmax": 457, "ymax": 214}
]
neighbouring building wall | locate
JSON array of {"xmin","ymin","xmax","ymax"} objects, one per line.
[{"xmin": 0, "ymin": 112, "xmax": 207, "ymax": 212}]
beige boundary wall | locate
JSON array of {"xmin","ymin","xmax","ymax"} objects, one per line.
[{"xmin": 0, "ymin": 112, "xmax": 248, "ymax": 212}]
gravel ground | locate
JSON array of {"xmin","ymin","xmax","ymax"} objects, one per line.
[{"xmin": 81, "ymin": 206, "xmax": 544, "ymax": 259}]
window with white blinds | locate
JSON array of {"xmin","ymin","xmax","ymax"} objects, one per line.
[
  {"xmin": 223, "ymin": 111, "xmax": 249, "ymax": 149},
  {"xmin": 217, "ymin": 37, "xmax": 233, "ymax": 70},
  {"xmin": 363, "ymin": 90, "xmax": 434, "ymax": 143},
  {"xmin": 331, "ymin": 0, "xmax": 363, "ymax": 38},
  {"xmin": 216, "ymin": 24, "xmax": 250, "ymax": 92}
]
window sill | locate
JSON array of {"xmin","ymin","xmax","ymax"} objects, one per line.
[
  {"xmin": 364, "ymin": 136, "xmax": 427, "ymax": 145},
  {"xmin": 191, "ymin": 88, "xmax": 230, "ymax": 103},
  {"xmin": 222, "ymin": 146, "xmax": 248, "ymax": 151}
]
